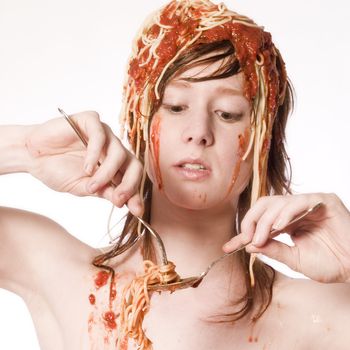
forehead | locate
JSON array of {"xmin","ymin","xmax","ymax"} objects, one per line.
[
  {"xmin": 165, "ymin": 76, "xmax": 245, "ymax": 100},
  {"xmin": 167, "ymin": 55, "xmax": 245, "ymax": 93}
]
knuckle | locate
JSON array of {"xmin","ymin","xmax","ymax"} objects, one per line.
[
  {"xmin": 240, "ymin": 218, "xmax": 254, "ymax": 234},
  {"xmin": 103, "ymin": 123, "xmax": 114, "ymax": 134},
  {"xmin": 328, "ymin": 192, "xmax": 340, "ymax": 203},
  {"xmin": 117, "ymin": 189, "xmax": 133, "ymax": 202},
  {"xmin": 86, "ymin": 110, "xmax": 100, "ymax": 120},
  {"xmin": 122, "ymin": 182, "xmax": 138, "ymax": 196},
  {"xmin": 257, "ymin": 217, "xmax": 272, "ymax": 229}
]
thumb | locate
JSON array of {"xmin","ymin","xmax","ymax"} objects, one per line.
[{"xmin": 246, "ymin": 239, "xmax": 301, "ymax": 273}]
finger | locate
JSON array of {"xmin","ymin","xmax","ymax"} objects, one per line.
[
  {"xmin": 79, "ymin": 113, "xmax": 106, "ymax": 175},
  {"xmin": 127, "ymin": 193, "xmax": 144, "ymax": 217},
  {"xmin": 240, "ymin": 196, "xmax": 273, "ymax": 237},
  {"xmin": 222, "ymin": 231, "xmax": 253, "ymax": 253},
  {"xmin": 224, "ymin": 197, "xmax": 274, "ymax": 252},
  {"xmin": 86, "ymin": 139, "xmax": 127, "ymax": 193},
  {"xmin": 98, "ymin": 183, "xmax": 143, "ymax": 215},
  {"xmin": 251, "ymin": 204, "xmax": 288, "ymax": 247},
  {"xmin": 111, "ymin": 157, "xmax": 143, "ymax": 207},
  {"xmin": 272, "ymin": 195, "xmax": 319, "ymax": 233},
  {"xmin": 246, "ymin": 239, "xmax": 301, "ymax": 273},
  {"xmin": 96, "ymin": 185, "xmax": 115, "ymax": 203}
]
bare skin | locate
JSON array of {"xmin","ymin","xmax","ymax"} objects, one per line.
[
  {"xmin": 1, "ymin": 67, "xmax": 350, "ymax": 349},
  {"xmin": 1, "ymin": 206, "xmax": 350, "ymax": 350}
]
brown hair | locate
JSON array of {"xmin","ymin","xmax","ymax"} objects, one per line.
[{"xmin": 94, "ymin": 37, "xmax": 293, "ymax": 321}]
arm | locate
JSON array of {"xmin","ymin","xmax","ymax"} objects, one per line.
[
  {"xmin": 0, "ymin": 112, "xmax": 143, "ymax": 212},
  {"xmin": 0, "ymin": 206, "xmax": 89, "ymax": 297},
  {"xmin": 0, "ymin": 111, "xmax": 143, "ymax": 296}
]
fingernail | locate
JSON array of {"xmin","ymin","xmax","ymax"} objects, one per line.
[
  {"xmin": 252, "ymin": 233, "xmax": 263, "ymax": 246},
  {"xmin": 88, "ymin": 182, "xmax": 98, "ymax": 193},
  {"xmin": 223, "ymin": 241, "xmax": 232, "ymax": 251}
]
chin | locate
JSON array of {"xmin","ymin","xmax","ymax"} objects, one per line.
[{"xmin": 161, "ymin": 188, "xmax": 233, "ymax": 212}]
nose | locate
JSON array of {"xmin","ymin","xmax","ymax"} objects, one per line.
[{"xmin": 181, "ymin": 112, "xmax": 214, "ymax": 146}]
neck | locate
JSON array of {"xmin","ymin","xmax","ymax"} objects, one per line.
[{"xmin": 148, "ymin": 190, "xmax": 245, "ymax": 290}]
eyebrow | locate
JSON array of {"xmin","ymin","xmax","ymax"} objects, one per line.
[
  {"xmin": 167, "ymin": 80, "xmax": 192, "ymax": 89},
  {"xmin": 167, "ymin": 80, "xmax": 243, "ymax": 96},
  {"xmin": 215, "ymin": 86, "xmax": 243, "ymax": 96}
]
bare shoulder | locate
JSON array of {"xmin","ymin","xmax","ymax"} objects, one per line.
[
  {"xmin": 272, "ymin": 272, "xmax": 350, "ymax": 349},
  {"xmin": 0, "ymin": 206, "xmax": 95, "ymax": 297}
]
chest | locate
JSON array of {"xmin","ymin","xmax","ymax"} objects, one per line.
[
  {"xmin": 141, "ymin": 290, "xmax": 318, "ymax": 350},
  {"xmin": 27, "ymin": 268, "xmax": 315, "ymax": 350}
]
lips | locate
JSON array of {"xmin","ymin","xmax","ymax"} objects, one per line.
[{"xmin": 173, "ymin": 158, "xmax": 211, "ymax": 181}]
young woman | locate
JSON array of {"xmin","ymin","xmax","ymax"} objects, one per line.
[{"xmin": 1, "ymin": 0, "xmax": 350, "ymax": 349}]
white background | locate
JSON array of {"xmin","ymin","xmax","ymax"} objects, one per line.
[{"xmin": 0, "ymin": 0, "xmax": 349, "ymax": 348}]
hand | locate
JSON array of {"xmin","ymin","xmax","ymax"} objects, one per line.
[
  {"xmin": 25, "ymin": 111, "xmax": 143, "ymax": 216},
  {"xmin": 223, "ymin": 193, "xmax": 350, "ymax": 283}
]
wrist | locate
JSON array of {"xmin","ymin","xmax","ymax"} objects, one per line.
[{"xmin": 0, "ymin": 125, "xmax": 35, "ymax": 174}]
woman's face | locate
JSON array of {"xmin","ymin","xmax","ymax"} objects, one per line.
[{"xmin": 146, "ymin": 59, "xmax": 253, "ymax": 210}]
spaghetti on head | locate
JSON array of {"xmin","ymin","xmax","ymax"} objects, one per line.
[{"xmin": 94, "ymin": 0, "xmax": 293, "ymax": 346}]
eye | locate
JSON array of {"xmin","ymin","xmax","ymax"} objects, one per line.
[
  {"xmin": 162, "ymin": 104, "xmax": 187, "ymax": 114},
  {"xmin": 215, "ymin": 110, "xmax": 243, "ymax": 122}
]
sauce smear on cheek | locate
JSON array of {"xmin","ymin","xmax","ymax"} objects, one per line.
[
  {"xmin": 226, "ymin": 128, "xmax": 250, "ymax": 195},
  {"xmin": 150, "ymin": 115, "xmax": 163, "ymax": 190}
]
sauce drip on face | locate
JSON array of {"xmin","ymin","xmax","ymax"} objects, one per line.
[
  {"xmin": 198, "ymin": 192, "xmax": 207, "ymax": 203},
  {"xmin": 226, "ymin": 127, "xmax": 250, "ymax": 196},
  {"xmin": 150, "ymin": 115, "xmax": 163, "ymax": 190},
  {"xmin": 248, "ymin": 335, "xmax": 258, "ymax": 343}
]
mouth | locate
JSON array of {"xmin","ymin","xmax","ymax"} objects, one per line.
[
  {"xmin": 175, "ymin": 159, "xmax": 211, "ymax": 171},
  {"xmin": 174, "ymin": 158, "xmax": 211, "ymax": 180},
  {"xmin": 180, "ymin": 163, "xmax": 206, "ymax": 170}
]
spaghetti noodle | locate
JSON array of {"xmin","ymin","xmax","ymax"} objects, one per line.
[{"xmin": 118, "ymin": 260, "xmax": 180, "ymax": 350}]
